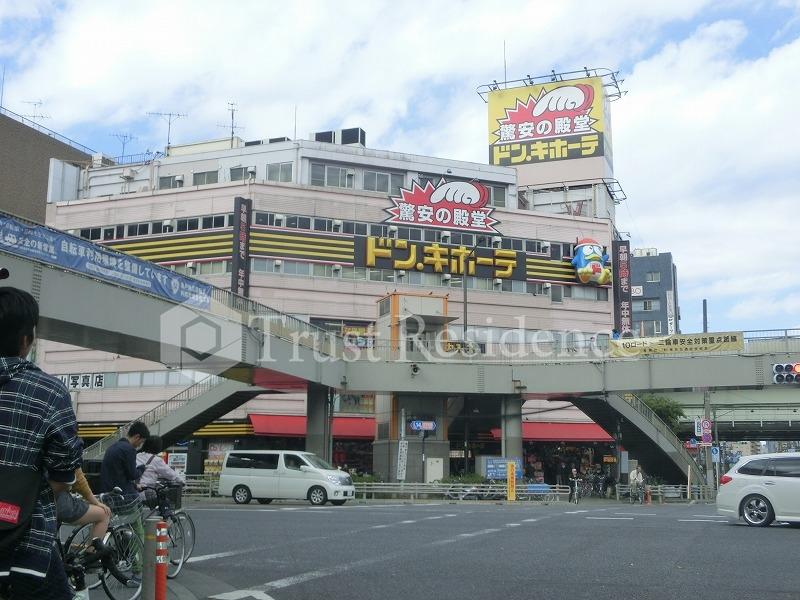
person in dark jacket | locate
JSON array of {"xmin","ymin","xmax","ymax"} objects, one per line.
[
  {"xmin": 100, "ymin": 422, "xmax": 150, "ymax": 496},
  {"xmin": 0, "ymin": 287, "xmax": 83, "ymax": 600}
]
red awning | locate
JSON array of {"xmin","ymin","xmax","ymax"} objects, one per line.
[
  {"xmin": 249, "ymin": 414, "xmax": 375, "ymax": 440},
  {"xmin": 490, "ymin": 422, "xmax": 613, "ymax": 442}
]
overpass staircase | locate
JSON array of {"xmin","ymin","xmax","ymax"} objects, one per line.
[
  {"xmin": 83, "ymin": 375, "xmax": 264, "ymax": 459},
  {"xmin": 572, "ymin": 393, "xmax": 705, "ymax": 485}
]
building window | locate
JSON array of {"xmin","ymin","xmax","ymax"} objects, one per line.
[
  {"xmin": 230, "ymin": 167, "xmax": 248, "ymax": 181},
  {"xmin": 159, "ymin": 175, "xmax": 183, "ymax": 189},
  {"xmin": 363, "ymin": 170, "xmax": 404, "ymax": 196},
  {"xmin": 201, "ymin": 215, "xmax": 227, "ymax": 229},
  {"xmin": 197, "ymin": 261, "xmax": 227, "ymax": 275},
  {"xmin": 192, "ymin": 170, "xmax": 219, "ymax": 186},
  {"xmin": 646, "ymin": 271, "xmax": 661, "ymax": 283},
  {"xmin": 310, "ymin": 163, "xmax": 353, "ymax": 188},
  {"xmin": 636, "ymin": 320, "xmax": 662, "ymax": 337},
  {"xmin": 126, "ymin": 223, "xmax": 149, "ymax": 237},
  {"xmin": 267, "ymin": 162, "xmax": 293, "ymax": 183},
  {"xmin": 79, "ymin": 228, "xmax": 101, "ymax": 241},
  {"xmin": 176, "ymin": 218, "xmax": 199, "ymax": 232},
  {"xmin": 489, "ymin": 185, "xmax": 506, "ymax": 207},
  {"xmin": 527, "ymin": 282, "xmax": 546, "ymax": 295},
  {"xmin": 654, "ymin": 320, "xmax": 662, "ymax": 334},
  {"xmin": 643, "ymin": 299, "xmax": 660, "ymax": 311}
]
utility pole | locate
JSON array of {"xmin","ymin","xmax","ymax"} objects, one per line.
[
  {"xmin": 704, "ymin": 389, "xmax": 713, "ymax": 486},
  {"xmin": 702, "ymin": 299, "xmax": 708, "ymax": 333}
]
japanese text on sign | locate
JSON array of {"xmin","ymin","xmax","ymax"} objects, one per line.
[
  {"xmin": 357, "ymin": 237, "xmax": 525, "ymax": 281},
  {"xmin": 610, "ymin": 332, "xmax": 744, "ymax": 357},
  {"xmin": 384, "ymin": 179, "xmax": 500, "ymax": 234},
  {"xmin": 487, "ymin": 76, "xmax": 606, "ymax": 166}
]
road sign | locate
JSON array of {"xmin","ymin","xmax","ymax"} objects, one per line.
[
  {"xmin": 711, "ymin": 446, "xmax": 720, "ymax": 463},
  {"xmin": 685, "ymin": 438, "xmax": 699, "ymax": 449},
  {"xmin": 701, "ymin": 419, "xmax": 712, "ymax": 432},
  {"xmin": 409, "ymin": 420, "xmax": 437, "ymax": 432},
  {"xmin": 694, "ymin": 419, "xmax": 702, "ymax": 437},
  {"xmin": 701, "ymin": 432, "xmax": 712, "ymax": 444},
  {"xmin": 397, "ymin": 439, "xmax": 409, "ymax": 481}
]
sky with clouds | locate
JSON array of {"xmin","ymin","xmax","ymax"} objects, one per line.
[{"xmin": 1, "ymin": 0, "xmax": 799, "ymax": 334}]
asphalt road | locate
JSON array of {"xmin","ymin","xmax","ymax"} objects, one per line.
[{"xmin": 174, "ymin": 499, "xmax": 800, "ymax": 600}]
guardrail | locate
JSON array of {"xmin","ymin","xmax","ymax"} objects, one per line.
[
  {"xmin": 183, "ymin": 474, "xmax": 219, "ymax": 498},
  {"xmin": 616, "ymin": 483, "xmax": 717, "ymax": 503},
  {"xmin": 0, "ymin": 105, "xmax": 96, "ymax": 154},
  {"xmin": 353, "ymin": 482, "xmax": 570, "ymax": 502}
]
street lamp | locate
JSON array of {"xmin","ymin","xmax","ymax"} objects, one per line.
[{"xmin": 462, "ymin": 237, "xmax": 485, "ymax": 343}]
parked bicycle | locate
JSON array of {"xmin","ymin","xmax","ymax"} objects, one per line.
[{"xmin": 568, "ymin": 477, "xmax": 582, "ymax": 504}]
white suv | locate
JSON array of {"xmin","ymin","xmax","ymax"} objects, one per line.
[{"xmin": 717, "ymin": 452, "xmax": 800, "ymax": 527}]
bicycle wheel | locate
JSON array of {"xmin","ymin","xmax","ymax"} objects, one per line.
[
  {"xmin": 63, "ymin": 523, "xmax": 104, "ymax": 591},
  {"xmin": 176, "ymin": 511, "xmax": 196, "ymax": 560},
  {"xmin": 101, "ymin": 526, "xmax": 143, "ymax": 600},
  {"xmin": 166, "ymin": 514, "xmax": 187, "ymax": 579}
]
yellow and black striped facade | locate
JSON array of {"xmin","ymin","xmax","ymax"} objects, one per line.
[
  {"xmin": 107, "ymin": 226, "xmax": 585, "ymax": 284},
  {"xmin": 78, "ymin": 421, "xmax": 253, "ymax": 441}
]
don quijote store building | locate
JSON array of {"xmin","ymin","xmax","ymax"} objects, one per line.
[{"xmin": 43, "ymin": 69, "xmax": 629, "ymax": 482}]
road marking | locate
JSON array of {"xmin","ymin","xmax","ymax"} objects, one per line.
[
  {"xmin": 692, "ymin": 515, "xmax": 727, "ymax": 518},
  {"xmin": 564, "ymin": 510, "xmax": 589, "ymax": 514},
  {"xmin": 444, "ymin": 514, "xmax": 458, "ymax": 517},
  {"xmin": 614, "ymin": 513, "xmax": 657, "ymax": 516},
  {"xmin": 522, "ymin": 518, "xmax": 538, "ymax": 522},
  {"xmin": 370, "ymin": 524, "xmax": 389, "ymax": 529},
  {"xmin": 586, "ymin": 517, "xmax": 633, "ymax": 520},
  {"xmin": 424, "ymin": 516, "xmax": 444, "ymax": 520},
  {"xmin": 187, "ymin": 549, "xmax": 257, "ymax": 564},
  {"xmin": 400, "ymin": 520, "xmax": 417, "ymax": 524},
  {"xmin": 210, "ymin": 591, "xmax": 276, "ymax": 600},
  {"xmin": 505, "ymin": 523, "xmax": 521, "ymax": 527},
  {"xmin": 457, "ymin": 528, "xmax": 502, "ymax": 538},
  {"xmin": 678, "ymin": 519, "xmax": 728, "ymax": 523}
]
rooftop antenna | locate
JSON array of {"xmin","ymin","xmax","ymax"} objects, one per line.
[
  {"xmin": 0, "ymin": 65, "xmax": 5, "ymax": 108},
  {"xmin": 216, "ymin": 102, "xmax": 242, "ymax": 148},
  {"xmin": 110, "ymin": 132, "xmax": 136, "ymax": 157},
  {"xmin": 146, "ymin": 111, "xmax": 187, "ymax": 150},
  {"xmin": 503, "ymin": 40, "xmax": 507, "ymax": 88},
  {"xmin": 22, "ymin": 100, "xmax": 50, "ymax": 122},
  {"xmin": 293, "ymin": 105, "xmax": 297, "ymax": 140}
]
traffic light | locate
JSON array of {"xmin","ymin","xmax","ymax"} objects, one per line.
[{"xmin": 773, "ymin": 363, "xmax": 800, "ymax": 383}]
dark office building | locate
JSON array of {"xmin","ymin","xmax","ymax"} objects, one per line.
[
  {"xmin": 0, "ymin": 106, "xmax": 92, "ymax": 222},
  {"xmin": 630, "ymin": 248, "xmax": 680, "ymax": 336}
]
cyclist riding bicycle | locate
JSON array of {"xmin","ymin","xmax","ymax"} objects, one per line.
[
  {"xmin": 136, "ymin": 435, "xmax": 185, "ymax": 499},
  {"xmin": 629, "ymin": 464, "xmax": 645, "ymax": 503},
  {"xmin": 567, "ymin": 467, "xmax": 582, "ymax": 503}
]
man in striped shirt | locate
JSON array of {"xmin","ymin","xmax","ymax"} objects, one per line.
[{"xmin": 0, "ymin": 287, "xmax": 83, "ymax": 599}]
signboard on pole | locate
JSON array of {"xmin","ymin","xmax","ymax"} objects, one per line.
[
  {"xmin": 485, "ymin": 457, "xmax": 523, "ymax": 480},
  {"xmin": 231, "ymin": 196, "xmax": 253, "ymax": 297},
  {"xmin": 396, "ymin": 440, "xmax": 408, "ymax": 481},
  {"xmin": 506, "ymin": 461, "xmax": 516, "ymax": 502},
  {"xmin": 711, "ymin": 446, "xmax": 720, "ymax": 463},
  {"xmin": 611, "ymin": 240, "xmax": 632, "ymax": 337},
  {"xmin": 694, "ymin": 419, "xmax": 702, "ymax": 437}
]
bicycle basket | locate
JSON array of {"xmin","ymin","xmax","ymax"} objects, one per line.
[
  {"xmin": 165, "ymin": 484, "xmax": 183, "ymax": 510},
  {"xmin": 103, "ymin": 493, "xmax": 143, "ymax": 526}
]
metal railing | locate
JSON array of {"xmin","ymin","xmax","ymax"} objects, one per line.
[
  {"xmin": 82, "ymin": 375, "xmax": 224, "ymax": 459},
  {"xmin": 0, "ymin": 209, "xmax": 344, "ymax": 360},
  {"xmin": 616, "ymin": 483, "xmax": 716, "ymax": 503},
  {"xmin": 0, "ymin": 105, "xmax": 95, "ymax": 154},
  {"xmin": 353, "ymin": 482, "xmax": 570, "ymax": 502},
  {"xmin": 620, "ymin": 393, "xmax": 705, "ymax": 485},
  {"xmin": 183, "ymin": 474, "xmax": 219, "ymax": 498}
]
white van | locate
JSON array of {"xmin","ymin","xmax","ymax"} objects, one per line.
[{"xmin": 218, "ymin": 450, "xmax": 356, "ymax": 506}]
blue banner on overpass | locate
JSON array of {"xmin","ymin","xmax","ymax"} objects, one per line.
[{"xmin": 0, "ymin": 215, "xmax": 211, "ymax": 308}]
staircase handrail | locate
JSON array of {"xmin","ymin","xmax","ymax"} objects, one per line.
[
  {"xmin": 82, "ymin": 374, "xmax": 224, "ymax": 459},
  {"xmin": 621, "ymin": 393, "xmax": 705, "ymax": 484}
]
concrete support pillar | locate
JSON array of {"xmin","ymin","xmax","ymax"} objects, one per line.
[
  {"xmin": 503, "ymin": 396, "xmax": 523, "ymax": 462},
  {"xmin": 306, "ymin": 382, "xmax": 331, "ymax": 461}
]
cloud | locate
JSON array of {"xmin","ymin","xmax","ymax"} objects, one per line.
[
  {"xmin": 1, "ymin": 0, "xmax": 712, "ymax": 151},
  {"xmin": 613, "ymin": 20, "xmax": 800, "ymax": 331}
]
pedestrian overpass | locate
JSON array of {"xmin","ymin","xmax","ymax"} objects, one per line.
[{"xmin": 3, "ymin": 213, "xmax": 800, "ymax": 483}]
